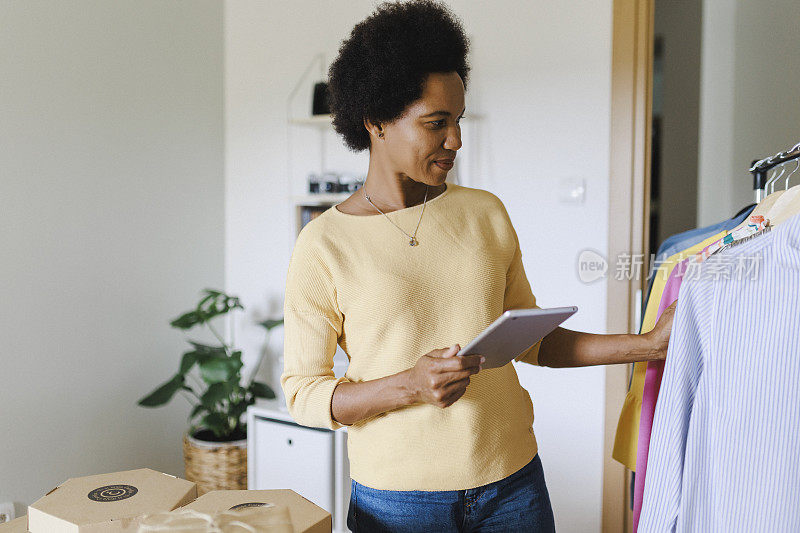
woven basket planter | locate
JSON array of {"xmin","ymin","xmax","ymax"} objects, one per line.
[{"xmin": 183, "ymin": 433, "xmax": 247, "ymax": 496}]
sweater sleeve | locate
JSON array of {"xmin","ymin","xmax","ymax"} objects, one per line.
[
  {"xmin": 280, "ymin": 230, "xmax": 351, "ymax": 430},
  {"xmin": 495, "ymin": 200, "xmax": 542, "ymax": 366}
]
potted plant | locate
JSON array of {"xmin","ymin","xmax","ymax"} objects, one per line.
[{"xmin": 138, "ymin": 288, "xmax": 278, "ymax": 495}]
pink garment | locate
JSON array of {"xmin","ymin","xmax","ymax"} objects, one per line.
[{"xmin": 632, "ymin": 239, "xmax": 719, "ymax": 531}]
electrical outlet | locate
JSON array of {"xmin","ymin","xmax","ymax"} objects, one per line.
[{"xmin": 0, "ymin": 501, "xmax": 15, "ymax": 523}]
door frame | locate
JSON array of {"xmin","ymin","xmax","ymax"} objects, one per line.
[{"xmin": 603, "ymin": 0, "xmax": 654, "ymax": 531}]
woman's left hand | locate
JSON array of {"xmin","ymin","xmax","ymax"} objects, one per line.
[{"xmin": 647, "ymin": 300, "xmax": 677, "ymax": 361}]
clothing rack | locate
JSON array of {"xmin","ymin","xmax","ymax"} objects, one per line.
[{"xmin": 750, "ymin": 141, "xmax": 800, "ymax": 202}]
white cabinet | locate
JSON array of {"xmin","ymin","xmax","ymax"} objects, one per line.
[
  {"xmin": 248, "ymin": 400, "xmax": 351, "ymax": 533},
  {"xmin": 251, "ymin": 418, "xmax": 333, "ymax": 510}
]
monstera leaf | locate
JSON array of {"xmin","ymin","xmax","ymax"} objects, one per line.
[{"xmin": 138, "ymin": 288, "xmax": 278, "ymax": 441}]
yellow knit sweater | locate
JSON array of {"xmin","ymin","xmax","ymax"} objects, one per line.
[{"xmin": 281, "ymin": 182, "xmax": 542, "ymax": 490}]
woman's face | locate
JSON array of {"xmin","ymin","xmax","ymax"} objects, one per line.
[{"xmin": 377, "ymin": 71, "xmax": 465, "ymax": 186}]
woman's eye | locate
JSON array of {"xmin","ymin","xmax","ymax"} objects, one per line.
[{"xmin": 428, "ymin": 117, "xmax": 464, "ymax": 128}]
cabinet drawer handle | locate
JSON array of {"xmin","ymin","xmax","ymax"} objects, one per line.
[{"xmin": 287, "ymin": 439, "xmax": 293, "ymax": 445}]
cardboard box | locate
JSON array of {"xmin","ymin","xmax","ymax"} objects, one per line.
[
  {"xmin": 182, "ymin": 490, "xmax": 331, "ymax": 533},
  {"xmin": 0, "ymin": 517, "xmax": 28, "ymax": 533},
  {"xmin": 28, "ymin": 468, "xmax": 196, "ymax": 532},
  {"xmin": 139, "ymin": 504, "xmax": 293, "ymax": 532}
]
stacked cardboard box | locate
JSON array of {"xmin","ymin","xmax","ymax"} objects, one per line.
[
  {"xmin": 182, "ymin": 490, "xmax": 330, "ymax": 533},
  {"xmin": 27, "ymin": 469, "xmax": 195, "ymax": 532},
  {"xmin": 5, "ymin": 469, "xmax": 331, "ymax": 532}
]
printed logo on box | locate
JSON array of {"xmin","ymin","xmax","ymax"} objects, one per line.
[{"xmin": 87, "ymin": 484, "xmax": 139, "ymax": 502}]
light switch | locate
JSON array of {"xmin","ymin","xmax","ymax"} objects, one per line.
[{"xmin": 558, "ymin": 177, "xmax": 586, "ymax": 204}]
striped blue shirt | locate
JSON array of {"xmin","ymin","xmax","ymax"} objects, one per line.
[{"xmin": 639, "ymin": 212, "xmax": 800, "ymax": 532}]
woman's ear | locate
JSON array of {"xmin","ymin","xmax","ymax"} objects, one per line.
[{"xmin": 364, "ymin": 118, "xmax": 385, "ymax": 140}]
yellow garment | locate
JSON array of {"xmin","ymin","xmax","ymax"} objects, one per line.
[
  {"xmin": 612, "ymin": 231, "xmax": 728, "ymax": 470},
  {"xmin": 281, "ymin": 183, "xmax": 543, "ymax": 490}
]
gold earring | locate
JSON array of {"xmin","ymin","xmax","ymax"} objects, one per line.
[{"xmin": 378, "ymin": 131, "xmax": 384, "ymax": 138}]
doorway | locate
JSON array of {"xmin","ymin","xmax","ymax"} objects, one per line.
[{"xmin": 606, "ymin": 1, "xmax": 800, "ymax": 531}]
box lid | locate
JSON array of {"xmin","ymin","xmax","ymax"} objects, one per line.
[
  {"xmin": 28, "ymin": 468, "xmax": 196, "ymax": 532},
  {"xmin": 183, "ymin": 490, "xmax": 330, "ymax": 533}
]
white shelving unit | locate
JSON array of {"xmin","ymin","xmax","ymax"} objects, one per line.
[
  {"xmin": 286, "ymin": 108, "xmax": 361, "ymax": 237},
  {"xmin": 284, "ymin": 54, "xmax": 357, "ymax": 238}
]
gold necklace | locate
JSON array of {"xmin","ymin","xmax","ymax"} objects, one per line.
[{"xmin": 363, "ymin": 184, "xmax": 429, "ymax": 246}]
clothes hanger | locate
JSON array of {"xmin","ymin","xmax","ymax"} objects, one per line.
[
  {"xmin": 725, "ymin": 167, "xmax": 786, "ymax": 235},
  {"xmin": 783, "ymin": 156, "xmax": 800, "ymax": 189},
  {"xmin": 768, "ymin": 163, "xmax": 787, "ymax": 195},
  {"xmin": 699, "ymin": 164, "xmax": 788, "ymax": 257},
  {"xmin": 724, "ymin": 143, "xmax": 800, "ymax": 236},
  {"xmin": 751, "ymin": 187, "xmax": 785, "ymax": 217},
  {"xmin": 766, "ymin": 157, "xmax": 800, "ymax": 226}
]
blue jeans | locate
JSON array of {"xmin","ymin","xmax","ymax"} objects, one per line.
[{"xmin": 347, "ymin": 454, "xmax": 556, "ymax": 532}]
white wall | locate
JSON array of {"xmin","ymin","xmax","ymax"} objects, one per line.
[
  {"xmin": 225, "ymin": 1, "xmax": 613, "ymax": 531},
  {"xmin": 697, "ymin": 0, "xmax": 736, "ymax": 226},
  {"xmin": 698, "ymin": 0, "xmax": 800, "ymax": 226},
  {"xmin": 654, "ymin": 0, "xmax": 702, "ymax": 244},
  {"xmin": 0, "ymin": 0, "xmax": 224, "ymax": 517}
]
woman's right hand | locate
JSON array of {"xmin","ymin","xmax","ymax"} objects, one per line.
[{"xmin": 406, "ymin": 344, "xmax": 484, "ymax": 408}]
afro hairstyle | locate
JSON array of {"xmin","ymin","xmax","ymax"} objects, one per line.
[{"xmin": 327, "ymin": 0, "xmax": 470, "ymax": 152}]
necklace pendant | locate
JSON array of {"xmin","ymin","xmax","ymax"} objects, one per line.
[{"xmin": 409, "ymin": 238, "xmax": 418, "ymax": 246}]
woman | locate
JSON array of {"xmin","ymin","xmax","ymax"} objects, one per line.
[{"xmin": 281, "ymin": 1, "xmax": 675, "ymax": 531}]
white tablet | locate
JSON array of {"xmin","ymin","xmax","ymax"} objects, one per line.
[{"xmin": 457, "ymin": 306, "xmax": 578, "ymax": 368}]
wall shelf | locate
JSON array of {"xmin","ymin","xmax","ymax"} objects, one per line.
[
  {"xmin": 289, "ymin": 114, "xmax": 333, "ymax": 127},
  {"xmin": 290, "ymin": 113, "xmax": 477, "ymax": 128},
  {"xmin": 293, "ymin": 193, "xmax": 350, "ymax": 206}
]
